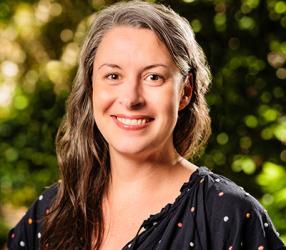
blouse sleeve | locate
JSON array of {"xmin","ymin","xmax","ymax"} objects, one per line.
[
  {"xmin": 204, "ymin": 174, "xmax": 286, "ymax": 250},
  {"xmin": 7, "ymin": 184, "xmax": 57, "ymax": 250}
]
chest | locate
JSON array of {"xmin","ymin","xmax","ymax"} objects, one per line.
[
  {"xmin": 99, "ymin": 213, "xmax": 145, "ymax": 250},
  {"xmin": 99, "ymin": 195, "xmax": 171, "ymax": 249}
]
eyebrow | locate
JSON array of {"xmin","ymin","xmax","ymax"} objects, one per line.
[
  {"xmin": 97, "ymin": 63, "xmax": 168, "ymax": 71},
  {"xmin": 98, "ymin": 64, "xmax": 121, "ymax": 70}
]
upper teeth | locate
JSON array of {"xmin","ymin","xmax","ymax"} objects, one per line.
[{"xmin": 116, "ymin": 117, "xmax": 149, "ymax": 125}]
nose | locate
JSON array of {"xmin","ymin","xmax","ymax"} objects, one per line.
[{"xmin": 118, "ymin": 77, "xmax": 145, "ymax": 110}]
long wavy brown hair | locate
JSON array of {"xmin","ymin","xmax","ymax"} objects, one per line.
[{"xmin": 41, "ymin": 1, "xmax": 211, "ymax": 249}]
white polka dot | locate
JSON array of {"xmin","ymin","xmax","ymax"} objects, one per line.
[
  {"xmin": 240, "ymin": 186, "xmax": 244, "ymax": 190},
  {"xmin": 264, "ymin": 223, "xmax": 269, "ymax": 228},
  {"xmin": 190, "ymin": 241, "xmax": 195, "ymax": 247},
  {"xmin": 39, "ymin": 195, "xmax": 43, "ymax": 200},
  {"xmin": 153, "ymin": 221, "xmax": 158, "ymax": 226},
  {"xmin": 215, "ymin": 178, "xmax": 220, "ymax": 182},
  {"xmin": 245, "ymin": 192, "xmax": 250, "ymax": 196},
  {"xmin": 223, "ymin": 216, "xmax": 229, "ymax": 222},
  {"xmin": 128, "ymin": 243, "xmax": 132, "ymax": 248},
  {"xmin": 19, "ymin": 241, "xmax": 25, "ymax": 247},
  {"xmin": 276, "ymin": 231, "xmax": 280, "ymax": 237},
  {"xmin": 37, "ymin": 232, "xmax": 41, "ymax": 238},
  {"xmin": 158, "ymin": 240, "xmax": 161, "ymax": 244}
]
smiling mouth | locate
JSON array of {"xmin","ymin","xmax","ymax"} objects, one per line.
[
  {"xmin": 116, "ymin": 117, "xmax": 152, "ymax": 125},
  {"xmin": 111, "ymin": 115, "xmax": 154, "ymax": 129}
]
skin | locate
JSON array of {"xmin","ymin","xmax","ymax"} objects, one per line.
[{"xmin": 92, "ymin": 26, "xmax": 196, "ymax": 249}]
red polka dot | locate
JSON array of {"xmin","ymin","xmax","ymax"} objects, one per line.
[
  {"xmin": 177, "ymin": 222, "xmax": 183, "ymax": 228},
  {"xmin": 28, "ymin": 218, "xmax": 33, "ymax": 224},
  {"xmin": 258, "ymin": 246, "xmax": 264, "ymax": 250},
  {"xmin": 228, "ymin": 246, "xmax": 233, "ymax": 250}
]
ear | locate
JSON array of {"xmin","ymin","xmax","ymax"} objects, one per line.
[{"xmin": 179, "ymin": 73, "xmax": 193, "ymax": 111}]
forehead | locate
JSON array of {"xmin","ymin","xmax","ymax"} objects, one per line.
[{"xmin": 93, "ymin": 26, "xmax": 175, "ymax": 66}]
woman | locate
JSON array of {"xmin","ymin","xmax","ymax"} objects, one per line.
[{"xmin": 8, "ymin": 1, "xmax": 286, "ymax": 249}]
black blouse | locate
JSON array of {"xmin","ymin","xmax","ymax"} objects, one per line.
[{"xmin": 7, "ymin": 167, "xmax": 286, "ymax": 249}]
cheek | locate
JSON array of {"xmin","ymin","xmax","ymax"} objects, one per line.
[
  {"xmin": 92, "ymin": 86, "xmax": 114, "ymax": 115},
  {"xmin": 154, "ymin": 86, "xmax": 180, "ymax": 114}
]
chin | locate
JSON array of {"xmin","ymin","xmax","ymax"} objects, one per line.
[
  {"xmin": 112, "ymin": 145, "xmax": 147, "ymax": 156},
  {"xmin": 109, "ymin": 140, "xmax": 156, "ymax": 157}
]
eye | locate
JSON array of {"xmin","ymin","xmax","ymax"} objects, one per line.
[
  {"xmin": 106, "ymin": 73, "xmax": 120, "ymax": 80},
  {"xmin": 146, "ymin": 74, "xmax": 162, "ymax": 81},
  {"xmin": 145, "ymin": 73, "xmax": 165, "ymax": 86}
]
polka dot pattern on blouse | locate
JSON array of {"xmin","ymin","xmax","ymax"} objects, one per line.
[
  {"xmin": 8, "ymin": 184, "xmax": 57, "ymax": 249},
  {"xmin": 7, "ymin": 168, "xmax": 286, "ymax": 250}
]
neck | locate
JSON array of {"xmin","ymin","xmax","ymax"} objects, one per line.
[
  {"xmin": 102, "ymin": 146, "xmax": 198, "ymax": 231},
  {"xmin": 105, "ymin": 145, "xmax": 183, "ymax": 198}
]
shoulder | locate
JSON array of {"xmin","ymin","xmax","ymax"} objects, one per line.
[
  {"xmin": 198, "ymin": 167, "xmax": 263, "ymax": 216},
  {"xmin": 7, "ymin": 183, "xmax": 58, "ymax": 249},
  {"xmin": 196, "ymin": 167, "xmax": 270, "ymax": 225},
  {"xmin": 192, "ymin": 167, "xmax": 285, "ymax": 249}
]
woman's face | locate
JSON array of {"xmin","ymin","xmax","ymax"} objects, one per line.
[{"xmin": 92, "ymin": 26, "xmax": 187, "ymax": 158}]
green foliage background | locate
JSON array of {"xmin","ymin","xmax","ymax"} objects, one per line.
[{"xmin": 0, "ymin": 0, "xmax": 285, "ymax": 247}]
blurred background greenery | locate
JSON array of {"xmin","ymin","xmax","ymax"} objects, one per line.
[{"xmin": 0, "ymin": 0, "xmax": 285, "ymax": 248}]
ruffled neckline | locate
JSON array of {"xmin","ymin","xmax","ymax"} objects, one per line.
[{"xmin": 141, "ymin": 166, "xmax": 210, "ymax": 227}]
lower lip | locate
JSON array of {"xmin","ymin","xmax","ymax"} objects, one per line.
[{"xmin": 112, "ymin": 116, "xmax": 152, "ymax": 131}]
